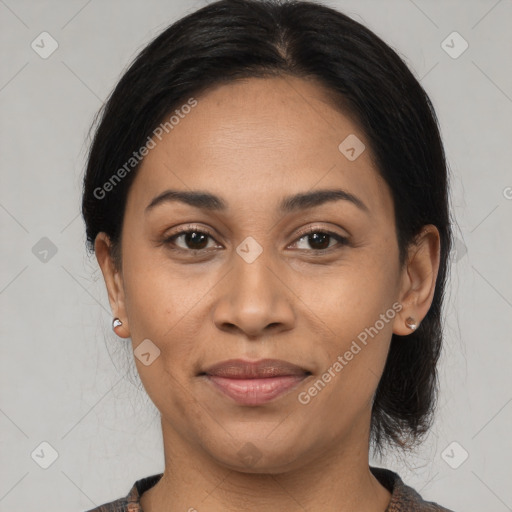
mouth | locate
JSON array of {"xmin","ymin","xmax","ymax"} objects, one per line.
[{"xmin": 199, "ymin": 358, "xmax": 311, "ymax": 406}]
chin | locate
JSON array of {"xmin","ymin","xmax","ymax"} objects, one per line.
[{"xmin": 203, "ymin": 431, "xmax": 308, "ymax": 475}]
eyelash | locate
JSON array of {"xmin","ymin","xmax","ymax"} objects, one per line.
[{"xmin": 162, "ymin": 225, "xmax": 349, "ymax": 254}]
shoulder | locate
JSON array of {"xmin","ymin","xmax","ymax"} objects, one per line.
[
  {"xmin": 83, "ymin": 473, "xmax": 164, "ymax": 512},
  {"xmin": 370, "ymin": 466, "xmax": 456, "ymax": 512}
]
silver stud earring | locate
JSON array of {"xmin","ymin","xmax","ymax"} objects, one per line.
[
  {"xmin": 405, "ymin": 316, "xmax": 418, "ymax": 331},
  {"xmin": 112, "ymin": 318, "xmax": 123, "ymax": 332}
]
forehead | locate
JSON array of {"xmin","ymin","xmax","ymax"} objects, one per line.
[{"xmin": 126, "ymin": 76, "xmax": 393, "ymax": 219}]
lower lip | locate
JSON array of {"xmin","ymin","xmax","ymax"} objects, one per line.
[{"xmin": 205, "ymin": 375, "xmax": 308, "ymax": 406}]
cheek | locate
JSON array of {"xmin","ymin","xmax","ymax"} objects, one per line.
[
  {"xmin": 301, "ymin": 313, "xmax": 393, "ymax": 431},
  {"xmin": 304, "ymin": 254, "xmax": 398, "ymax": 393},
  {"xmin": 315, "ymin": 260, "xmax": 398, "ymax": 338},
  {"xmin": 121, "ymin": 248, "xmax": 195, "ymax": 336},
  {"xmin": 122, "ymin": 260, "xmax": 218, "ymax": 386}
]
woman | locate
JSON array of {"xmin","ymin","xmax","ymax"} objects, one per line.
[{"xmin": 81, "ymin": 0, "xmax": 454, "ymax": 510}]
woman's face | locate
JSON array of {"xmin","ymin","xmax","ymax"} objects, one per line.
[{"xmin": 97, "ymin": 76, "xmax": 434, "ymax": 472}]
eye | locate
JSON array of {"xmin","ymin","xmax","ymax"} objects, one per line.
[
  {"xmin": 291, "ymin": 227, "xmax": 349, "ymax": 252},
  {"xmin": 163, "ymin": 225, "xmax": 219, "ymax": 252},
  {"xmin": 162, "ymin": 225, "xmax": 349, "ymax": 254}
]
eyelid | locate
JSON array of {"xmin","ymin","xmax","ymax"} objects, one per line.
[{"xmin": 294, "ymin": 224, "xmax": 349, "ymax": 240}]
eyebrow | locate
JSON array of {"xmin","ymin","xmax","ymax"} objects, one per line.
[{"xmin": 145, "ymin": 188, "xmax": 370, "ymax": 215}]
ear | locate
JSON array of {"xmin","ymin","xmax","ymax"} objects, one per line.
[
  {"xmin": 393, "ymin": 225, "xmax": 441, "ymax": 336},
  {"xmin": 95, "ymin": 232, "xmax": 130, "ymax": 338}
]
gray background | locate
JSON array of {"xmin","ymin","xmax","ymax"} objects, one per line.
[{"xmin": 1, "ymin": 0, "xmax": 511, "ymax": 511}]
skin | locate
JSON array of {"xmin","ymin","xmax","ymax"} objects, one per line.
[{"xmin": 95, "ymin": 76, "xmax": 440, "ymax": 512}]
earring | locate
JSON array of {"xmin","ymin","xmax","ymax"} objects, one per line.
[
  {"xmin": 405, "ymin": 316, "xmax": 418, "ymax": 331},
  {"xmin": 112, "ymin": 318, "xmax": 123, "ymax": 332}
]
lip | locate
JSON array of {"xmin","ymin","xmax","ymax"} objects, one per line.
[{"xmin": 201, "ymin": 358, "xmax": 311, "ymax": 406}]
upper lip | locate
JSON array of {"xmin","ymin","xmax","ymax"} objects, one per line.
[{"xmin": 202, "ymin": 358, "xmax": 310, "ymax": 379}]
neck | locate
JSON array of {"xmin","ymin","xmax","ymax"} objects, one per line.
[{"xmin": 140, "ymin": 417, "xmax": 391, "ymax": 512}]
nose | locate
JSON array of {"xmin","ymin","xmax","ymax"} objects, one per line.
[{"xmin": 212, "ymin": 251, "xmax": 295, "ymax": 339}]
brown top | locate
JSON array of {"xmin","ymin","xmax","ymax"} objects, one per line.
[{"xmin": 84, "ymin": 466, "xmax": 455, "ymax": 511}]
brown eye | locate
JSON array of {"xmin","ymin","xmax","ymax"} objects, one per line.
[
  {"xmin": 292, "ymin": 229, "xmax": 349, "ymax": 252},
  {"xmin": 164, "ymin": 227, "xmax": 218, "ymax": 252}
]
